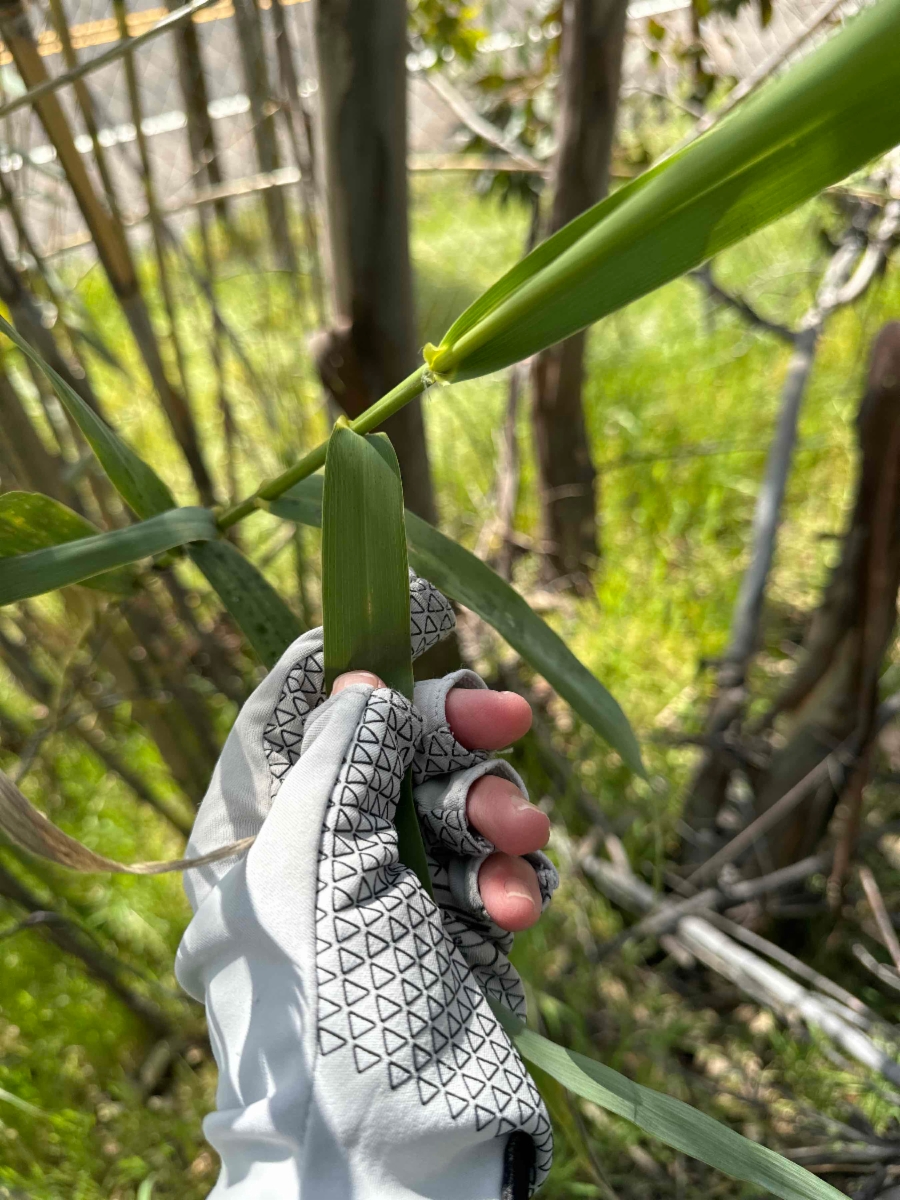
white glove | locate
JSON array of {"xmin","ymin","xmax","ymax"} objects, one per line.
[{"xmin": 176, "ymin": 575, "xmax": 557, "ymax": 1199}]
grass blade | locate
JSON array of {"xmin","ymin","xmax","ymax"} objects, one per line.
[
  {"xmin": 188, "ymin": 540, "xmax": 303, "ymax": 668},
  {"xmin": 0, "ymin": 506, "xmax": 216, "ymax": 606},
  {"xmin": 424, "ymin": 0, "xmax": 900, "ymax": 381},
  {"xmin": 321, "ymin": 425, "xmax": 433, "ymax": 894},
  {"xmin": 0, "ymin": 491, "xmax": 135, "ymax": 593},
  {"xmin": 0, "ymin": 314, "xmax": 174, "ymax": 518},
  {"xmin": 492, "ymin": 1005, "xmax": 844, "ymax": 1200},
  {"xmin": 271, "ymin": 477, "xmax": 643, "ymax": 776}
]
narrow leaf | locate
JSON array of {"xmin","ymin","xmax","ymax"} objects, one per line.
[
  {"xmin": 0, "ymin": 506, "xmax": 217, "ymax": 607},
  {"xmin": 321, "ymin": 426, "xmax": 433, "ymax": 894},
  {"xmin": 0, "ymin": 491, "xmax": 134, "ymax": 593},
  {"xmin": 188, "ymin": 540, "xmax": 303, "ymax": 669},
  {"xmin": 322, "ymin": 427, "xmax": 413, "ymax": 696},
  {"xmin": 492, "ymin": 1006, "xmax": 844, "ymax": 1200},
  {"xmin": 0, "ymin": 313, "xmax": 174, "ymax": 518},
  {"xmin": 425, "ymin": 0, "xmax": 900, "ymax": 381},
  {"xmin": 0, "ymin": 1085, "xmax": 44, "ymax": 1117},
  {"xmin": 271, "ymin": 477, "xmax": 643, "ymax": 776}
]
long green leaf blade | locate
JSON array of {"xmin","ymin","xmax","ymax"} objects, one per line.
[
  {"xmin": 321, "ymin": 426, "xmax": 433, "ymax": 894},
  {"xmin": 0, "ymin": 491, "xmax": 134, "ymax": 593},
  {"xmin": 0, "ymin": 506, "xmax": 217, "ymax": 607},
  {"xmin": 0, "ymin": 314, "xmax": 174, "ymax": 518},
  {"xmin": 492, "ymin": 1006, "xmax": 843, "ymax": 1200},
  {"xmin": 188, "ymin": 540, "xmax": 303, "ymax": 669},
  {"xmin": 271, "ymin": 477, "xmax": 643, "ymax": 776},
  {"xmin": 425, "ymin": 0, "xmax": 900, "ymax": 381}
]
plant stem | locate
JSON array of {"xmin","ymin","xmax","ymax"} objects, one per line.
[{"xmin": 216, "ymin": 366, "xmax": 430, "ymax": 530}]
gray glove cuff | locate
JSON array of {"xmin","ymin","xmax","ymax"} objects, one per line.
[{"xmin": 412, "ymin": 668, "xmax": 489, "ymax": 784}]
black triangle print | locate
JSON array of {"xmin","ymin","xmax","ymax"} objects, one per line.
[
  {"xmin": 319, "ymin": 996, "xmax": 341, "ymax": 1021},
  {"xmin": 394, "ymin": 946, "xmax": 416, "ymax": 973},
  {"xmin": 352, "ymin": 1046, "xmax": 381, "ymax": 1074},
  {"xmin": 407, "ymin": 1011, "xmax": 429, "ymax": 1039},
  {"xmin": 318, "ymin": 1028, "xmax": 347, "ymax": 1055},
  {"xmin": 476, "ymin": 1055, "xmax": 501, "ymax": 1081},
  {"xmin": 348, "ymin": 1012, "xmax": 375, "ymax": 1039},
  {"xmin": 452, "ymin": 1044, "xmax": 471, "ymax": 1070},
  {"xmin": 370, "ymin": 962, "xmax": 396, "ymax": 990},
  {"xmin": 375, "ymin": 993, "xmax": 403, "ymax": 1022},
  {"xmin": 444, "ymin": 1090, "xmax": 469, "ymax": 1121},
  {"xmin": 382, "ymin": 1028, "xmax": 407, "ymax": 1056},
  {"xmin": 416, "ymin": 1077, "xmax": 439, "ymax": 1106},
  {"xmin": 462, "ymin": 1073, "xmax": 487, "ymax": 1100},
  {"xmin": 411, "ymin": 1042, "xmax": 432, "ymax": 1072},
  {"xmin": 388, "ymin": 1062, "xmax": 412, "ymax": 1090},
  {"xmin": 474, "ymin": 1105, "xmax": 495, "ymax": 1132},
  {"xmin": 365, "ymin": 931, "xmax": 390, "ymax": 959},
  {"xmin": 332, "ymin": 859, "xmax": 357, "ymax": 882},
  {"xmin": 338, "ymin": 947, "xmax": 365, "ymax": 975},
  {"xmin": 341, "ymin": 977, "xmax": 369, "ymax": 1008},
  {"xmin": 401, "ymin": 979, "xmax": 422, "ymax": 1005},
  {"xmin": 333, "ymin": 916, "xmax": 360, "ymax": 943},
  {"xmin": 436, "ymin": 1060, "xmax": 456, "ymax": 1087}
]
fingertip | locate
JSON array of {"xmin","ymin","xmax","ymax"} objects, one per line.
[
  {"xmin": 466, "ymin": 775, "xmax": 550, "ymax": 856},
  {"xmin": 478, "ymin": 853, "xmax": 542, "ymax": 933},
  {"xmin": 331, "ymin": 670, "xmax": 385, "ymax": 695},
  {"xmin": 445, "ymin": 688, "xmax": 533, "ymax": 751}
]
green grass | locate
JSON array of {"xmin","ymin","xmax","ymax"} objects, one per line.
[{"xmin": 2, "ymin": 175, "xmax": 900, "ymax": 1198}]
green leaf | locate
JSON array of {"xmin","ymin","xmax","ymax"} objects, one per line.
[
  {"xmin": 321, "ymin": 426, "xmax": 433, "ymax": 895},
  {"xmin": 0, "ymin": 313, "xmax": 174, "ymax": 518},
  {"xmin": 188, "ymin": 540, "xmax": 303, "ymax": 669},
  {"xmin": 0, "ymin": 506, "xmax": 217, "ymax": 607},
  {"xmin": 492, "ymin": 1006, "xmax": 844, "ymax": 1200},
  {"xmin": 0, "ymin": 491, "xmax": 134, "ymax": 593},
  {"xmin": 271, "ymin": 477, "xmax": 643, "ymax": 776},
  {"xmin": 424, "ymin": 0, "xmax": 900, "ymax": 381}
]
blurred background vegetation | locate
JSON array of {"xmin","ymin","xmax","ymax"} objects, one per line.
[{"xmin": 2, "ymin": 0, "xmax": 900, "ymax": 1196}]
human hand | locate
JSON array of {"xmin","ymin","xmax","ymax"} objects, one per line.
[
  {"xmin": 332, "ymin": 670, "xmax": 549, "ymax": 933},
  {"xmin": 176, "ymin": 573, "xmax": 556, "ymax": 1198}
]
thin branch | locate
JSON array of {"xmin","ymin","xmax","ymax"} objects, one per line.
[
  {"xmin": 690, "ymin": 265, "xmax": 795, "ymax": 344},
  {"xmin": 0, "ymin": 0, "xmax": 223, "ymax": 123},
  {"xmin": 599, "ymin": 850, "xmax": 834, "ymax": 958},
  {"xmin": 685, "ymin": 736, "xmax": 857, "ymax": 886},
  {"xmin": 852, "ymin": 942, "xmax": 900, "ymax": 996},
  {"xmin": 859, "ymin": 867, "xmax": 900, "ymax": 971},
  {"xmin": 424, "ymin": 72, "xmax": 545, "ymax": 173},
  {"xmin": 583, "ymin": 853, "xmax": 900, "ymax": 1087}
]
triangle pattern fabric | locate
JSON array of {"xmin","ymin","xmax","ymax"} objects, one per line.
[{"xmin": 315, "ymin": 688, "xmax": 553, "ymax": 1189}]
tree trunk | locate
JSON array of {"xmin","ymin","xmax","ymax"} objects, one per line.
[
  {"xmin": 311, "ymin": 0, "xmax": 437, "ymax": 524},
  {"xmin": 751, "ymin": 323, "xmax": 900, "ymax": 872},
  {"xmin": 530, "ymin": 0, "xmax": 627, "ymax": 587}
]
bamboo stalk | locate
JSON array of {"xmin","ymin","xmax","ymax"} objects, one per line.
[
  {"xmin": 0, "ymin": 0, "xmax": 221, "ymax": 122},
  {"xmin": 0, "ymin": 0, "xmax": 218, "ymax": 506},
  {"xmin": 113, "ymin": 0, "xmax": 195, "ymax": 410},
  {"xmin": 163, "ymin": 0, "xmax": 230, "ymax": 226},
  {"xmin": 231, "ymin": 0, "xmax": 298, "ymax": 278},
  {"xmin": 268, "ymin": 0, "xmax": 324, "ymax": 318},
  {"xmin": 45, "ymin": 0, "xmax": 127, "ymax": 226}
]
